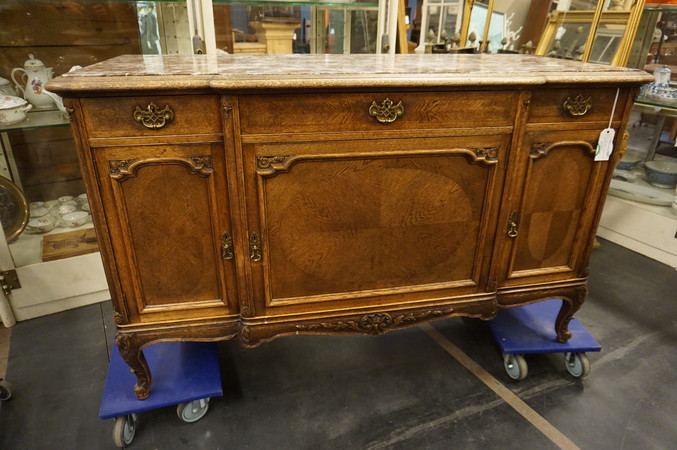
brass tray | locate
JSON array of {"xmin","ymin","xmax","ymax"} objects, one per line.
[{"xmin": 0, "ymin": 176, "xmax": 29, "ymax": 242}]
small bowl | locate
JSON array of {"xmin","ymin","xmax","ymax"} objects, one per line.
[
  {"xmin": 617, "ymin": 155, "xmax": 641, "ymax": 171},
  {"xmin": 26, "ymin": 215, "xmax": 55, "ymax": 234},
  {"xmin": 61, "ymin": 211, "xmax": 89, "ymax": 227},
  {"xmin": 29, "ymin": 206, "xmax": 49, "ymax": 218},
  {"xmin": 57, "ymin": 203, "xmax": 77, "ymax": 215},
  {"xmin": 644, "ymin": 160, "xmax": 677, "ymax": 188}
]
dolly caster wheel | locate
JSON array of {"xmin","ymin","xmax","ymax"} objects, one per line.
[
  {"xmin": 0, "ymin": 379, "xmax": 12, "ymax": 401},
  {"xmin": 504, "ymin": 354, "xmax": 528, "ymax": 380},
  {"xmin": 177, "ymin": 398, "xmax": 210, "ymax": 423},
  {"xmin": 564, "ymin": 352, "xmax": 590, "ymax": 378},
  {"xmin": 112, "ymin": 413, "xmax": 138, "ymax": 448}
]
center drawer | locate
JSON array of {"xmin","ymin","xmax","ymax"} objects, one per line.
[{"xmin": 238, "ymin": 91, "xmax": 519, "ymax": 135}]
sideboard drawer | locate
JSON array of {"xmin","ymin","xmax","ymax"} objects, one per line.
[
  {"xmin": 81, "ymin": 95, "xmax": 222, "ymax": 139},
  {"xmin": 528, "ymin": 88, "xmax": 624, "ymax": 124},
  {"xmin": 239, "ymin": 91, "xmax": 519, "ymax": 135}
]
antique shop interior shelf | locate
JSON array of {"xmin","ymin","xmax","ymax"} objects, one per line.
[{"xmin": 47, "ymin": 53, "xmax": 651, "ymax": 400}]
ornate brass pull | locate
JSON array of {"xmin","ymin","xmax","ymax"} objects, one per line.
[
  {"xmin": 508, "ymin": 212, "xmax": 519, "ymax": 238},
  {"xmin": 562, "ymin": 95, "xmax": 592, "ymax": 117},
  {"xmin": 133, "ymin": 103, "xmax": 174, "ymax": 129},
  {"xmin": 221, "ymin": 232, "xmax": 234, "ymax": 260},
  {"xmin": 249, "ymin": 233, "xmax": 262, "ymax": 262},
  {"xmin": 369, "ymin": 98, "xmax": 404, "ymax": 124}
]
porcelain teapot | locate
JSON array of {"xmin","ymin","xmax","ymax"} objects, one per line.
[{"xmin": 11, "ymin": 54, "xmax": 55, "ymax": 110}]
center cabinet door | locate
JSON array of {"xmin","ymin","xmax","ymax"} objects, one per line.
[
  {"xmin": 93, "ymin": 143, "xmax": 239, "ymax": 323},
  {"xmin": 242, "ymin": 134, "xmax": 510, "ymax": 316}
]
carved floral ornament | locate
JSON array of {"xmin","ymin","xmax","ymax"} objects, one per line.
[{"xmin": 295, "ymin": 310, "xmax": 452, "ymax": 335}]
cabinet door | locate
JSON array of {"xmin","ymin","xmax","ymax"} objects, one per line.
[
  {"xmin": 497, "ymin": 129, "xmax": 610, "ymax": 288},
  {"xmin": 242, "ymin": 134, "xmax": 510, "ymax": 316},
  {"xmin": 94, "ymin": 142, "xmax": 238, "ymax": 323}
]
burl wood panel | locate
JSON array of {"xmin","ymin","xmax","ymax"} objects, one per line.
[
  {"xmin": 118, "ymin": 163, "xmax": 221, "ymax": 307},
  {"xmin": 513, "ymin": 147, "xmax": 593, "ymax": 273},
  {"xmin": 238, "ymin": 91, "xmax": 518, "ymax": 135},
  {"xmin": 262, "ymin": 153, "xmax": 493, "ymax": 300},
  {"xmin": 81, "ymin": 96, "xmax": 222, "ymax": 139}
]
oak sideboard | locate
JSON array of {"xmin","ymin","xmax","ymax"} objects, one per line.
[{"xmin": 48, "ymin": 54, "xmax": 651, "ymax": 400}]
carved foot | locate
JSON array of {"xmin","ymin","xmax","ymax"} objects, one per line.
[
  {"xmin": 555, "ymin": 286, "xmax": 586, "ymax": 343},
  {"xmin": 116, "ymin": 333, "xmax": 152, "ymax": 400}
]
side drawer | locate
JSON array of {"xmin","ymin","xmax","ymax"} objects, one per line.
[
  {"xmin": 528, "ymin": 88, "xmax": 623, "ymax": 124},
  {"xmin": 80, "ymin": 95, "xmax": 222, "ymax": 139},
  {"xmin": 239, "ymin": 91, "xmax": 519, "ymax": 135}
]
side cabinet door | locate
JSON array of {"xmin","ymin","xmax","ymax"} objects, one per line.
[
  {"xmin": 94, "ymin": 143, "xmax": 238, "ymax": 323},
  {"xmin": 242, "ymin": 134, "xmax": 510, "ymax": 317},
  {"xmin": 497, "ymin": 129, "xmax": 610, "ymax": 288}
]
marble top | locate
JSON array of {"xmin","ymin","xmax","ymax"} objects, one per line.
[{"xmin": 48, "ymin": 54, "xmax": 653, "ymax": 93}]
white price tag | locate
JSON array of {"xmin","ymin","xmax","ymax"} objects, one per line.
[{"xmin": 595, "ymin": 128, "xmax": 616, "ymax": 161}]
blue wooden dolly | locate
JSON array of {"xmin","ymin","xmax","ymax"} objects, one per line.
[
  {"xmin": 487, "ymin": 299, "xmax": 601, "ymax": 381},
  {"xmin": 100, "ymin": 341, "xmax": 222, "ymax": 447}
]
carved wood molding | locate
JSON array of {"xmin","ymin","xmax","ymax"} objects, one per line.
[
  {"xmin": 295, "ymin": 309, "xmax": 457, "ymax": 336},
  {"xmin": 256, "ymin": 147, "xmax": 500, "ymax": 177},
  {"xmin": 468, "ymin": 146, "xmax": 500, "ymax": 165},
  {"xmin": 530, "ymin": 140, "xmax": 596, "ymax": 159},
  {"xmin": 256, "ymin": 155, "xmax": 293, "ymax": 176},
  {"xmin": 109, "ymin": 155, "xmax": 213, "ymax": 180}
]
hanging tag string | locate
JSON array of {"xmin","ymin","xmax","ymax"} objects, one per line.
[{"xmin": 608, "ymin": 88, "xmax": 620, "ymax": 129}]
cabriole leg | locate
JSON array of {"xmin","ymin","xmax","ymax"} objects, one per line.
[
  {"xmin": 115, "ymin": 333, "xmax": 152, "ymax": 400},
  {"xmin": 555, "ymin": 286, "xmax": 586, "ymax": 343}
]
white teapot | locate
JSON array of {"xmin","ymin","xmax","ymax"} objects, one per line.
[{"xmin": 11, "ymin": 54, "xmax": 55, "ymax": 110}]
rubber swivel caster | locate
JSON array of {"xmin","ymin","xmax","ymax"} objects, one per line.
[
  {"xmin": 564, "ymin": 352, "xmax": 591, "ymax": 378},
  {"xmin": 504, "ymin": 354, "xmax": 528, "ymax": 380},
  {"xmin": 0, "ymin": 379, "xmax": 12, "ymax": 401},
  {"xmin": 112, "ymin": 413, "xmax": 138, "ymax": 448},
  {"xmin": 176, "ymin": 398, "xmax": 210, "ymax": 423}
]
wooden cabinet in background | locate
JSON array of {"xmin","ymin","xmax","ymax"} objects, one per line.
[{"xmin": 48, "ymin": 54, "xmax": 651, "ymax": 400}]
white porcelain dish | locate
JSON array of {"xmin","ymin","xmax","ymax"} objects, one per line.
[
  {"xmin": 61, "ymin": 211, "xmax": 89, "ymax": 227},
  {"xmin": 0, "ymin": 95, "xmax": 32, "ymax": 125},
  {"xmin": 26, "ymin": 215, "xmax": 55, "ymax": 234}
]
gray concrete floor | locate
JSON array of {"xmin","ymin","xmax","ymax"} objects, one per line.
[{"xmin": 0, "ymin": 238, "xmax": 675, "ymax": 449}]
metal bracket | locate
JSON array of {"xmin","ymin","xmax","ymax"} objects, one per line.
[{"xmin": 0, "ymin": 270, "xmax": 21, "ymax": 296}]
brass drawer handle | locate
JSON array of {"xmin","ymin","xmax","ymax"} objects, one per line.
[
  {"xmin": 508, "ymin": 212, "xmax": 519, "ymax": 238},
  {"xmin": 133, "ymin": 102, "xmax": 174, "ymax": 129},
  {"xmin": 249, "ymin": 233, "xmax": 262, "ymax": 262},
  {"xmin": 562, "ymin": 95, "xmax": 592, "ymax": 117},
  {"xmin": 221, "ymin": 231, "xmax": 234, "ymax": 260},
  {"xmin": 369, "ymin": 98, "xmax": 404, "ymax": 124}
]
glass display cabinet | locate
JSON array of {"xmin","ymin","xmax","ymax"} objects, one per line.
[
  {"xmin": 0, "ymin": 0, "xmax": 194, "ymax": 323},
  {"xmin": 454, "ymin": 0, "xmax": 645, "ymax": 65},
  {"xmin": 212, "ymin": 0, "xmax": 380, "ymax": 55},
  {"xmin": 414, "ymin": 0, "xmax": 463, "ymax": 52}
]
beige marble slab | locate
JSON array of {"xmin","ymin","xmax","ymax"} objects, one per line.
[{"xmin": 47, "ymin": 54, "xmax": 653, "ymax": 94}]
